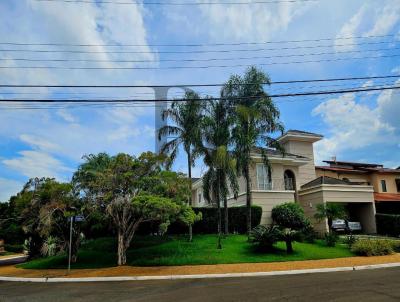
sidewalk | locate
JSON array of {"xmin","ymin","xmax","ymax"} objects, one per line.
[
  {"xmin": 1, "ymin": 254, "xmax": 400, "ymax": 279},
  {"xmin": 0, "ymin": 254, "xmax": 28, "ymax": 266}
]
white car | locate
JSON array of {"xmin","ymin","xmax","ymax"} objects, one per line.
[{"xmin": 331, "ymin": 219, "xmax": 347, "ymax": 232}]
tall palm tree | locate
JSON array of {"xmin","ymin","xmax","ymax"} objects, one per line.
[
  {"xmin": 222, "ymin": 66, "xmax": 284, "ymax": 235},
  {"xmin": 158, "ymin": 91, "xmax": 203, "ymax": 242},
  {"xmin": 200, "ymin": 99, "xmax": 239, "ymax": 246}
]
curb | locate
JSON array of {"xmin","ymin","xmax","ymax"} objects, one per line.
[{"xmin": 1, "ymin": 262, "xmax": 400, "ymax": 283}]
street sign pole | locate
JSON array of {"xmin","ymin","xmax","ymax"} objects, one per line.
[{"xmin": 67, "ymin": 216, "xmax": 73, "ymax": 274}]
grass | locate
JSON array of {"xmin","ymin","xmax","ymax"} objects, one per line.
[{"xmin": 20, "ymin": 235, "xmax": 354, "ymax": 269}]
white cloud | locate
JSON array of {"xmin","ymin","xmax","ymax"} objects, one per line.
[
  {"xmin": 312, "ymin": 86, "xmax": 400, "ymax": 164},
  {"xmin": 364, "ymin": 1, "xmax": 400, "ymax": 36},
  {"xmin": 189, "ymin": 2, "xmax": 315, "ymax": 41},
  {"xmin": 335, "ymin": 0, "xmax": 400, "ymax": 51},
  {"xmin": 334, "ymin": 5, "xmax": 367, "ymax": 51},
  {"xmin": 0, "ymin": 178, "xmax": 23, "ymax": 203},
  {"xmin": 3, "ymin": 150, "xmax": 72, "ymax": 180},
  {"xmin": 57, "ymin": 109, "xmax": 76, "ymax": 123},
  {"xmin": 19, "ymin": 134, "xmax": 59, "ymax": 151}
]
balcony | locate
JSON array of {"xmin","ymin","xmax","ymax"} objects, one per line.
[{"xmin": 257, "ymin": 178, "xmax": 295, "ymax": 191}]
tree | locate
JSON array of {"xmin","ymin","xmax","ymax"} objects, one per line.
[
  {"xmin": 158, "ymin": 91, "xmax": 203, "ymax": 241},
  {"xmin": 73, "ymin": 152, "xmax": 198, "ymax": 265},
  {"xmin": 14, "ymin": 178, "xmax": 81, "ymax": 260},
  {"xmin": 223, "ymin": 66, "xmax": 284, "ymax": 235},
  {"xmin": 271, "ymin": 202, "xmax": 310, "ymax": 254},
  {"xmin": 200, "ymin": 100, "xmax": 239, "ymax": 246},
  {"xmin": 314, "ymin": 203, "xmax": 347, "ymax": 232}
]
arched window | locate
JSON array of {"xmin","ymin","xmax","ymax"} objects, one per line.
[{"xmin": 284, "ymin": 170, "xmax": 296, "ymax": 191}]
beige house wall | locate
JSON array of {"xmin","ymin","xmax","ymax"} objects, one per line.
[
  {"xmin": 299, "ymin": 184, "xmax": 376, "ymax": 235},
  {"xmin": 282, "ymin": 140, "xmax": 316, "ymax": 186},
  {"xmin": 370, "ymin": 173, "xmax": 400, "ymax": 193}
]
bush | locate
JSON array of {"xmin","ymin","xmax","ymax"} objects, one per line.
[
  {"xmin": 299, "ymin": 224, "xmax": 317, "ymax": 243},
  {"xmin": 376, "ymin": 214, "xmax": 400, "ymax": 237},
  {"xmin": 4, "ymin": 244, "xmax": 24, "ymax": 253},
  {"xmin": 324, "ymin": 232, "xmax": 338, "ymax": 247},
  {"xmin": 271, "ymin": 202, "xmax": 309, "ymax": 230},
  {"xmin": 249, "ymin": 225, "xmax": 281, "ymax": 251},
  {"xmin": 149, "ymin": 205, "xmax": 263, "ymax": 235},
  {"xmin": 351, "ymin": 239, "xmax": 394, "ymax": 256}
]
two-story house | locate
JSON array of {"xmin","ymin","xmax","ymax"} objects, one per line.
[{"xmin": 192, "ymin": 129, "xmax": 379, "ymax": 235}]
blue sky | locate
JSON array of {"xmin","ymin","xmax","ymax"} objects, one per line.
[{"xmin": 0, "ymin": 0, "xmax": 399, "ymax": 202}]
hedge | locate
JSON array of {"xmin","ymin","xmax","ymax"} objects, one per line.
[
  {"xmin": 376, "ymin": 213, "xmax": 400, "ymax": 237},
  {"xmin": 137, "ymin": 205, "xmax": 263, "ymax": 235}
]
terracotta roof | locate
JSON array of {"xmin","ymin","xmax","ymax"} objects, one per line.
[
  {"xmin": 374, "ymin": 193, "xmax": 400, "ymax": 202},
  {"xmin": 316, "ymin": 166, "xmax": 400, "ymax": 174}
]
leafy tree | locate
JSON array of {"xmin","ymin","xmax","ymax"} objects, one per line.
[
  {"xmin": 73, "ymin": 152, "xmax": 198, "ymax": 265},
  {"xmin": 314, "ymin": 203, "xmax": 347, "ymax": 232},
  {"xmin": 223, "ymin": 66, "xmax": 284, "ymax": 235},
  {"xmin": 13, "ymin": 178, "xmax": 81, "ymax": 260},
  {"xmin": 158, "ymin": 91, "xmax": 203, "ymax": 241},
  {"xmin": 200, "ymin": 100, "xmax": 239, "ymax": 246},
  {"xmin": 271, "ymin": 202, "xmax": 310, "ymax": 253}
]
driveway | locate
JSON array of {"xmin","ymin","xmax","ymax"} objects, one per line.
[{"xmin": 1, "ymin": 267, "xmax": 399, "ymax": 302}]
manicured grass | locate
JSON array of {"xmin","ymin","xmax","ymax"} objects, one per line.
[{"xmin": 20, "ymin": 235, "xmax": 354, "ymax": 269}]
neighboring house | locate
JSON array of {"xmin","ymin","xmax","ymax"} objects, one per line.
[
  {"xmin": 315, "ymin": 161, "xmax": 400, "ymax": 215},
  {"xmin": 191, "ymin": 129, "xmax": 396, "ymax": 235}
]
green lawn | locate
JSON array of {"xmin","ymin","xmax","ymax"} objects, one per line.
[{"xmin": 20, "ymin": 235, "xmax": 354, "ymax": 269}]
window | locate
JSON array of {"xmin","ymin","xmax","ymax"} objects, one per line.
[
  {"xmin": 396, "ymin": 179, "xmax": 400, "ymax": 193},
  {"xmin": 381, "ymin": 180, "xmax": 387, "ymax": 192},
  {"xmin": 198, "ymin": 192, "xmax": 202, "ymax": 204},
  {"xmin": 257, "ymin": 164, "xmax": 271, "ymax": 190}
]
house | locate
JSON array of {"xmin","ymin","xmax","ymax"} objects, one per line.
[
  {"xmin": 192, "ymin": 129, "xmax": 388, "ymax": 235},
  {"xmin": 315, "ymin": 160, "xmax": 400, "ymax": 215}
]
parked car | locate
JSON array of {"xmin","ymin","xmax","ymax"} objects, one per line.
[
  {"xmin": 331, "ymin": 219, "xmax": 362, "ymax": 233},
  {"xmin": 331, "ymin": 219, "xmax": 347, "ymax": 232}
]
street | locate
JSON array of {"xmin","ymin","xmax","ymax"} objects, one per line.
[{"xmin": 0, "ymin": 267, "xmax": 399, "ymax": 302}]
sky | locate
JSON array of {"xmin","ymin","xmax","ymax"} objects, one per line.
[{"xmin": 0, "ymin": 0, "xmax": 399, "ymax": 202}]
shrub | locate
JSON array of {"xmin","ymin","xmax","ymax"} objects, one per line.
[
  {"xmin": 376, "ymin": 214, "xmax": 400, "ymax": 237},
  {"xmin": 4, "ymin": 244, "xmax": 24, "ymax": 253},
  {"xmin": 299, "ymin": 224, "xmax": 317, "ymax": 243},
  {"xmin": 249, "ymin": 225, "xmax": 281, "ymax": 251},
  {"xmin": 324, "ymin": 232, "xmax": 338, "ymax": 247},
  {"xmin": 271, "ymin": 202, "xmax": 309, "ymax": 230},
  {"xmin": 390, "ymin": 240, "xmax": 400, "ymax": 253},
  {"xmin": 343, "ymin": 234, "xmax": 357, "ymax": 247},
  {"xmin": 351, "ymin": 239, "xmax": 394, "ymax": 256},
  {"xmin": 158, "ymin": 205, "xmax": 262, "ymax": 235}
]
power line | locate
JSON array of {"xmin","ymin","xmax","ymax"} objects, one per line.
[
  {"xmin": 1, "ymin": 85, "xmax": 399, "ymax": 103},
  {"xmin": 34, "ymin": 0, "xmax": 319, "ymax": 6},
  {"xmin": 0, "ymin": 34, "xmax": 394, "ymax": 47},
  {"xmin": 1, "ymin": 74, "xmax": 399, "ymax": 88},
  {"xmin": 2, "ymin": 46, "xmax": 398, "ymax": 64},
  {"xmin": 0, "ymin": 40, "xmax": 393, "ymax": 55},
  {"xmin": 1, "ymin": 53, "xmax": 399, "ymax": 70}
]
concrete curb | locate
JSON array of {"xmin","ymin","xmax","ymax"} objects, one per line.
[{"xmin": 1, "ymin": 262, "xmax": 400, "ymax": 283}]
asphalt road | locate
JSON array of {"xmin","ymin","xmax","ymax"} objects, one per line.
[{"xmin": 1, "ymin": 268, "xmax": 400, "ymax": 302}]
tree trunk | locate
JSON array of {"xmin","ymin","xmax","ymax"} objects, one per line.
[
  {"xmin": 224, "ymin": 196, "xmax": 228, "ymax": 235},
  {"xmin": 117, "ymin": 230, "xmax": 127, "ymax": 266},
  {"xmin": 216, "ymin": 175, "xmax": 222, "ymax": 249},
  {"xmin": 245, "ymin": 163, "xmax": 252, "ymax": 237},
  {"xmin": 285, "ymin": 240, "xmax": 293, "ymax": 254},
  {"xmin": 187, "ymin": 151, "xmax": 193, "ymax": 242}
]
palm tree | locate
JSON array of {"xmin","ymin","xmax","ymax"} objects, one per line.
[
  {"xmin": 222, "ymin": 66, "xmax": 284, "ymax": 235},
  {"xmin": 158, "ymin": 91, "xmax": 203, "ymax": 241},
  {"xmin": 200, "ymin": 99, "xmax": 239, "ymax": 246}
]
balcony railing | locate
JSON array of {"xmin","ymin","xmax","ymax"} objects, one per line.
[{"xmin": 257, "ymin": 178, "xmax": 295, "ymax": 191}]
